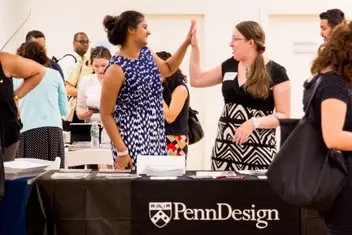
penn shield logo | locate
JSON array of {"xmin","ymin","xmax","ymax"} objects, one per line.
[
  {"xmin": 149, "ymin": 202, "xmax": 280, "ymax": 229},
  {"xmin": 149, "ymin": 202, "xmax": 172, "ymax": 228}
]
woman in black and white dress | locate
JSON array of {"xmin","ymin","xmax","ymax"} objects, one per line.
[{"xmin": 189, "ymin": 21, "xmax": 291, "ymax": 171}]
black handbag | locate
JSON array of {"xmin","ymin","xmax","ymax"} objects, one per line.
[
  {"xmin": 0, "ymin": 138, "xmax": 5, "ymax": 202},
  {"xmin": 266, "ymin": 76, "xmax": 348, "ymax": 215},
  {"xmin": 188, "ymin": 107, "xmax": 204, "ymax": 145}
]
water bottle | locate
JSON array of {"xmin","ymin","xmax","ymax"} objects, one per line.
[{"xmin": 90, "ymin": 121, "xmax": 100, "ymax": 148}]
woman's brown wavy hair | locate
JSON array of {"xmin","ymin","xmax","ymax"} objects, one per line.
[
  {"xmin": 311, "ymin": 21, "xmax": 352, "ymax": 86},
  {"xmin": 16, "ymin": 41, "xmax": 50, "ymax": 67}
]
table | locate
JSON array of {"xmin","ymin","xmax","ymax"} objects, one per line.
[
  {"xmin": 27, "ymin": 172, "xmax": 131, "ymax": 235},
  {"xmin": 0, "ymin": 177, "xmax": 33, "ymax": 235},
  {"xmin": 131, "ymin": 175, "xmax": 299, "ymax": 235},
  {"xmin": 27, "ymin": 171, "xmax": 321, "ymax": 235}
]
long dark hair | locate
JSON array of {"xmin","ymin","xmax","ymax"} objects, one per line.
[{"xmin": 156, "ymin": 51, "xmax": 187, "ymax": 96}]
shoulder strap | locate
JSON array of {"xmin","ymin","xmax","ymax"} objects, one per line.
[
  {"xmin": 60, "ymin": 54, "xmax": 77, "ymax": 63},
  {"xmin": 304, "ymin": 76, "xmax": 322, "ymax": 118}
]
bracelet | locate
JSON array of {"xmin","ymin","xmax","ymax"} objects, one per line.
[
  {"xmin": 13, "ymin": 94, "xmax": 20, "ymax": 102},
  {"xmin": 117, "ymin": 149, "xmax": 129, "ymax": 157}
]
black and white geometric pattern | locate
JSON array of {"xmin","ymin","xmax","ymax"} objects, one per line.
[
  {"xmin": 110, "ymin": 47, "xmax": 167, "ymax": 167},
  {"xmin": 211, "ymin": 103, "xmax": 277, "ymax": 171}
]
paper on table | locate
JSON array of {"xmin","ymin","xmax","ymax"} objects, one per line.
[
  {"xmin": 137, "ymin": 155, "xmax": 185, "ymax": 176},
  {"xmin": 196, "ymin": 171, "xmax": 236, "ymax": 177},
  {"xmin": 50, "ymin": 172, "xmax": 90, "ymax": 179},
  {"xmin": 150, "ymin": 176, "xmax": 178, "ymax": 180}
]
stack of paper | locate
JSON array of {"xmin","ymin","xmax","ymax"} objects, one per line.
[
  {"xmin": 237, "ymin": 169, "xmax": 267, "ymax": 176},
  {"xmin": 145, "ymin": 165, "xmax": 184, "ymax": 177},
  {"xmin": 4, "ymin": 160, "xmax": 50, "ymax": 180}
]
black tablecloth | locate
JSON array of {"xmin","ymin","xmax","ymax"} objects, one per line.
[
  {"xmin": 27, "ymin": 171, "xmax": 327, "ymax": 235},
  {"xmin": 27, "ymin": 172, "xmax": 131, "ymax": 235},
  {"xmin": 131, "ymin": 175, "xmax": 299, "ymax": 235}
]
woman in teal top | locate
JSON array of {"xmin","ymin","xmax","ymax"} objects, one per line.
[{"xmin": 14, "ymin": 41, "xmax": 68, "ymax": 165}]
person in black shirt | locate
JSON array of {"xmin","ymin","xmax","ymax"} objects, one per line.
[
  {"xmin": 0, "ymin": 52, "xmax": 44, "ymax": 161},
  {"xmin": 189, "ymin": 21, "xmax": 290, "ymax": 171},
  {"xmin": 305, "ymin": 21, "xmax": 352, "ymax": 235},
  {"xmin": 25, "ymin": 30, "xmax": 64, "ymax": 80},
  {"xmin": 157, "ymin": 51, "xmax": 190, "ymax": 157}
]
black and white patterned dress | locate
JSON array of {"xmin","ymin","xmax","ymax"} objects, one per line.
[
  {"xmin": 110, "ymin": 47, "xmax": 167, "ymax": 167},
  {"xmin": 211, "ymin": 58, "xmax": 289, "ymax": 171}
]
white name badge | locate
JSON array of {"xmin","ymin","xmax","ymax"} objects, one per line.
[{"xmin": 223, "ymin": 72, "xmax": 237, "ymax": 81}]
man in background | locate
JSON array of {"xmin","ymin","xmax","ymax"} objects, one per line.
[
  {"xmin": 319, "ymin": 9, "xmax": 346, "ymax": 43},
  {"xmin": 58, "ymin": 32, "xmax": 90, "ymax": 80},
  {"xmin": 25, "ymin": 30, "xmax": 64, "ymax": 79}
]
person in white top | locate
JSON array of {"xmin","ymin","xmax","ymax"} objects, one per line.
[
  {"xmin": 58, "ymin": 32, "xmax": 90, "ymax": 80},
  {"xmin": 76, "ymin": 46, "xmax": 112, "ymax": 123}
]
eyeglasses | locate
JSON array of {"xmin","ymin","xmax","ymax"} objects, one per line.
[
  {"xmin": 75, "ymin": 40, "xmax": 90, "ymax": 45},
  {"xmin": 232, "ymin": 37, "xmax": 246, "ymax": 41}
]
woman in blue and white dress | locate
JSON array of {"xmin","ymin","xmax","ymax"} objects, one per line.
[{"xmin": 100, "ymin": 11, "xmax": 196, "ymax": 169}]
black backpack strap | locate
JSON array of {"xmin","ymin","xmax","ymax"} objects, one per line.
[{"xmin": 60, "ymin": 54, "xmax": 77, "ymax": 63}]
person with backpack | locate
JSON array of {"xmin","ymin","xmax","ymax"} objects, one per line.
[
  {"xmin": 59, "ymin": 32, "xmax": 92, "ymax": 130},
  {"xmin": 58, "ymin": 32, "xmax": 90, "ymax": 80}
]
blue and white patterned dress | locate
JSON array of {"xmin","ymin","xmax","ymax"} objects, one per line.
[{"xmin": 109, "ymin": 46, "xmax": 167, "ymax": 166}]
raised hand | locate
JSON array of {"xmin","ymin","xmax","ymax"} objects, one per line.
[{"xmin": 185, "ymin": 19, "xmax": 197, "ymax": 45}]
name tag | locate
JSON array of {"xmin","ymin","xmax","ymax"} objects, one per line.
[{"xmin": 223, "ymin": 72, "xmax": 237, "ymax": 81}]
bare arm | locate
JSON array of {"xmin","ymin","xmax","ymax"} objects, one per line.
[
  {"xmin": 321, "ymin": 99, "xmax": 352, "ymax": 150},
  {"xmin": 189, "ymin": 33, "xmax": 222, "ymax": 88},
  {"xmin": 151, "ymin": 41, "xmax": 189, "ymax": 79},
  {"xmin": 163, "ymin": 85, "xmax": 188, "ymax": 123},
  {"xmin": 1, "ymin": 52, "xmax": 44, "ymax": 98},
  {"xmin": 66, "ymin": 82, "xmax": 78, "ymax": 97},
  {"xmin": 255, "ymin": 81, "xmax": 291, "ymax": 129},
  {"xmin": 100, "ymin": 65, "xmax": 127, "ymax": 152}
]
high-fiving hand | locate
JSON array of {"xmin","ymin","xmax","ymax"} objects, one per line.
[{"xmin": 185, "ymin": 19, "xmax": 197, "ymax": 45}]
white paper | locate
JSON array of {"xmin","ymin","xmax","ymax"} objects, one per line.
[
  {"xmin": 150, "ymin": 176, "xmax": 178, "ymax": 180},
  {"xmin": 137, "ymin": 155, "xmax": 185, "ymax": 176},
  {"xmin": 196, "ymin": 171, "xmax": 236, "ymax": 177},
  {"xmin": 50, "ymin": 172, "xmax": 90, "ymax": 179}
]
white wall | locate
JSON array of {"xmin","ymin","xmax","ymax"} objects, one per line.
[{"xmin": 1, "ymin": 0, "xmax": 351, "ymax": 170}]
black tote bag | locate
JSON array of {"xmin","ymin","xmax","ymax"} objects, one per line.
[
  {"xmin": 266, "ymin": 76, "xmax": 348, "ymax": 215},
  {"xmin": 188, "ymin": 107, "xmax": 204, "ymax": 145},
  {"xmin": 0, "ymin": 138, "xmax": 5, "ymax": 202}
]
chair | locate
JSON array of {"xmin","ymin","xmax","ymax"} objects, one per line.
[{"xmin": 64, "ymin": 149, "xmax": 113, "ymax": 169}]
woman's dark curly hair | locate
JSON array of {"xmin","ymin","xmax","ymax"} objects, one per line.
[
  {"xmin": 90, "ymin": 46, "xmax": 112, "ymax": 64},
  {"xmin": 16, "ymin": 41, "xmax": 50, "ymax": 67},
  {"xmin": 311, "ymin": 21, "xmax": 352, "ymax": 86},
  {"xmin": 156, "ymin": 51, "xmax": 187, "ymax": 95}
]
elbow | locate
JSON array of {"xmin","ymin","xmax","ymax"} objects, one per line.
[
  {"xmin": 165, "ymin": 117, "xmax": 175, "ymax": 124},
  {"xmin": 189, "ymin": 77, "xmax": 200, "ymax": 88},
  {"xmin": 165, "ymin": 114, "xmax": 176, "ymax": 124},
  {"xmin": 323, "ymin": 133, "xmax": 340, "ymax": 149}
]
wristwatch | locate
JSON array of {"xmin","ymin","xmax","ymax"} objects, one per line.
[{"xmin": 251, "ymin": 117, "xmax": 260, "ymax": 129}]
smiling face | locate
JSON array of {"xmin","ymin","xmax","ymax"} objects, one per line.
[
  {"xmin": 229, "ymin": 28, "xmax": 252, "ymax": 61},
  {"xmin": 320, "ymin": 19, "xmax": 332, "ymax": 43},
  {"xmin": 128, "ymin": 19, "xmax": 150, "ymax": 47}
]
